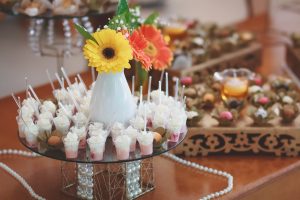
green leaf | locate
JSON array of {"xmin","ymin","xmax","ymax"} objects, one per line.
[
  {"xmin": 117, "ymin": 0, "xmax": 129, "ymax": 15},
  {"xmin": 144, "ymin": 12, "xmax": 159, "ymax": 25},
  {"xmin": 74, "ymin": 23, "xmax": 98, "ymax": 45},
  {"xmin": 136, "ymin": 62, "xmax": 148, "ymax": 86}
]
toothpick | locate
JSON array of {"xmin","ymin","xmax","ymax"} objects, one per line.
[
  {"xmin": 55, "ymin": 73, "xmax": 64, "ymax": 89},
  {"xmin": 165, "ymin": 72, "xmax": 169, "ymax": 97},
  {"xmin": 147, "ymin": 76, "xmax": 152, "ymax": 103},
  {"xmin": 11, "ymin": 93, "xmax": 21, "ymax": 109},
  {"xmin": 180, "ymin": 85, "xmax": 185, "ymax": 103},
  {"xmin": 27, "ymin": 92, "xmax": 39, "ymax": 117},
  {"xmin": 159, "ymin": 81, "xmax": 162, "ymax": 105},
  {"xmin": 174, "ymin": 77, "xmax": 179, "ymax": 101},
  {"xmin": 67, "ymin": 88, "xmax": 80, "ymax": 112},
  {"xmin": 132, "ymin": 76, "xmax": 135, "ymax": 96},
  {"xmin": 91, "ymin": 67, "xmax": 96, "ymax": 83},
  {"xmin": 28, "ymin": 85, "xmax": 41, "ymax": 104},
  {"xmin": 46, "ymin": 69, "xmax": 55, "ymax": 91},
  {"xmin": 62, "ymin": 77, "xmax": 65, "ymax": 88},
  {"xmin": 77, "ymin": 74, "xmax": 88, "ymax": 94},
  {"xmin": 139, "ymin": 85, "xmax": 143, "ymax": 108},
  {"xmin": 61, "ymin": 67, "xmax": 72, "ymax": 88}
]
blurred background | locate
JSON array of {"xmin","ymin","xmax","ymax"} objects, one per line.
[{"xmin": 1, "ymin": 0, "xmax": 300, "ymax": 98}]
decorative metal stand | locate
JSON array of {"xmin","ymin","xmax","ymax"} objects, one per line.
[
  {"xmin": 27, "ymin": 16, "xmax": 93, "ymax": 75},
  {"xmin": 61, "ymin": 159, "xmax": 154, "ymax": 200}
]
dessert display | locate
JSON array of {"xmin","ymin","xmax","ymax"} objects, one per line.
[
  {"xmin": 163, "ymin": 19, "xmax": 256, "ymax": 68},
  {"xmin": 15, "ymin": 68, "xmax": 188, "ymax": 161},
  {"xmin": 15, "ymin": 0, "xmax": 187, "ymax": 162},
  {"xmin": 183, "ymin": 68, "xmax": 300, "ymax": 127},
  {"xmin": 174, "ymin": 68, "xmax": 300, "ymax": 157},
  {"xmin": 1, "ymin": 0, "xmax": 116, "ymax": 17}
]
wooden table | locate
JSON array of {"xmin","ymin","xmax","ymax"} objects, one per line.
[{"xmin": 1, "ymin": 13, "xmax": 300, "ymax": 200}]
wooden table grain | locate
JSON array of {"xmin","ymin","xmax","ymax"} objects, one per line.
[{"xmin": 1, "ymin": 13, "xmax": 300, "ymax": 200}]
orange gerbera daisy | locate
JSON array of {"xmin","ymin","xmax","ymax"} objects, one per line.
[
  {"xmin": 138, "ymin": 25, "xmax": 173, "ymax": 70},
  {"xmin": 129, "ymin": 30, "xmax": 152, "ymax": 71}
]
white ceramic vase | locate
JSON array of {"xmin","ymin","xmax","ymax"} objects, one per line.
[{"xmin": 89, "ymin": 71, "xmax": 136, "ymax": 126}]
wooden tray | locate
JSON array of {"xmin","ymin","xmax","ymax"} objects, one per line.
[{"xmin": 174, "ymin": 65, "xmax": 300, "ymax": 157}]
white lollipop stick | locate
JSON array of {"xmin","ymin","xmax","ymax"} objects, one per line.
[
  {"xmin": 28, "ymin": 85, "xmax": 41, "ymax": 104},
  {"xmin": 46, "ymin": 69, "xmax": 55, "ymax": 91},
  {"xmin": 61, "ymin": 67, "xmax": 72, "ymax": 88},
  {"xmin": 132, "ymin": 76, "xmax": 135, "ymax": 96},
  {"xmin": 25, "ymin": 77, "xmax": 28, "ymax": 98},
  {"xmin": 165, "ymin": 72, "xmax": 169, "ymax": 97},
  {"xmin": 147, "ymin": 76, "xmax": 152, "ymax": 103},
  {"xmin": 144, "ymin": 105, "xmax": 147, "ymax": 132},
  {"xmin": 180, "ymin": 85, "xmax": 185, "ymax": 103},
  {"xmin": 91, "ymin": 67, "xmax": 96, "ymax": 83},
  {"xmin": 55, "ymin": 73, "xmax": 64, "ymax": 89},
  {"xmin": 174, "ymin": 77, "xmax": 179, "ymax": 101},
  {"xmin": 139, "ymin": 85, "xmax": 143, "ymax": 108},
  {"xmin": 11, "ymin": 93, "xmax": 21, "ymax": 109},
  {"xmin": 77, "ymin": 74, "xmax": 88, "ymax": 94},
  {"xmin": 17, "ymin": 97, "xmax": 21, "ymax": 108},
  {"xmin": 159, "ymin": 81, "xmax": 162, "ymax": 105},
  {"xmin": 62, "ymin": 77, "xmax": 65, "ymax": 88},
  {"xmin": 67, "ymin": 88, "xmax": 80, "ymax": 112}
]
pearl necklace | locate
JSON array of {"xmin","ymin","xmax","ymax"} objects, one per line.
[
  {"xmin": 0, "ymin": 149, "xmax": 45, "ymax": 200},
  {"xmin": 0, "ymin": 149, "xmax": 233, "ymax": 200},
  {"xmin": 163, "ymin": 153, "xmax": 233, "ymax": 200}
]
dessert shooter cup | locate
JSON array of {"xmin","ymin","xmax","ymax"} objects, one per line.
[
  {"xmin": 24, "ymin": 130, "xmax": 38, "ymax": 148},
  {"xmin": 16, "ymin": 117, "xmax": 25, "ymax": 138},
  {"xmin": 114, "ymin": 135, "xmax": 131, "ymax": 160},
  {"xmin": 63, "ymin": 139, "xmax": 79, "ymax": 159},
  {"xmin": 137, "ymin": 133, "xmax": 154, "ymax": 156},
  {"xmin": 169, "ymin": 132, "xmax": 180, "ymax": 143},
  {"xmin": 54, "ymin": 122, "xmax": 70, "ymax": 135},
  {"xmin": 87, "ymin": 139, "xmax": 106, "ymax": 161}
]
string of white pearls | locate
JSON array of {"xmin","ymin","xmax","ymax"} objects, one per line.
[
  {"xmin": 0, "ymin": 149, "xmax": 45, "ymax": 200},
  {"xmin": 163, "ymin": 153, "xmax": 233, "ymax": 200}
]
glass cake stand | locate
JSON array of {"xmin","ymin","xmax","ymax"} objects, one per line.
[{"xmin": 19, "ymin": 130, "xmax": 187, "ymax": 200}]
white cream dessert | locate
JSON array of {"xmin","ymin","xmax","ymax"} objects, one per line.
[
  {"xmin": 24, "ymin": 122, "xmax": 39, "ymax": 147},
  {"xmin": 152, "ymin": 113, "xmax": 167, "ymax": 129},
  {"xmin": 53, "ymin": 115, "xmax": 70, "ymax": 135},
  {"xmin": 88, "ymin": 122, "xmax": 104, "ymax": 133},
  {"xmin": 63, "ymin": 131, "xmax": 79, "ymax": 159},
  {"xmin": 22, "ymin": 97, "xmax": 39, "ymax": 111},
  {"xmin": 122, "ymin": 126, "xmax": 138, "ymax": 152},
  {"xmin": 70, "ymin": 126, "xmax": 87, "ymax": 149},
  {"xmin": 70, "ymin": 126, "xmax": 86, "ymax": 140},
  {"xmin": 20, "ymin": 105, "xmax": 35, "ymax": 118},
  {"xmin": 137, "ymin": 131, "xmax": 154, "ymax": 155},
  {"xmin": 87, "ymin": 135, "xmax": 106, "ymax": 161},
  {"xmin": 89, "ymin": 129, "xmax": 109, "ymax": 138},
  {"xmin": 72, "ymin": 112, "xmax": 87, "ymax": 128},
  {"xmin": 37, "ymin": 118, "xmax": 52, "ymax": 136},
  {"xmin": 150, "ymin": 89, "xmax": 165, "ymax": 104},
  {"xmin": 111, "ymin": 122, "xmax": 125, "ymax": 139},
  {"xmin": 40, "ymin": 100, "xmax": 56, "ymax": 115},
  {"xmin": 114, "ymin": 135, "xmax": 131, "ymax": 160},
  {"xmin": 130, "ymin": 116, "xmax": 145, "ymax": 130},
  {"xmin": 39, "ymin": 111, "xmax": 53, "ymax": 121},
  {"xmin": 186, "ymin": 111, "xmax": 199, "ymax": 119},
  {"xmin": 54, "ymin": 89, "xmax": 71, "ymax": 104}
]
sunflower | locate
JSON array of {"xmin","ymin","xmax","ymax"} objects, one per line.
[
  {"xmin": 83, "ymin": 29, "xmax": 133, "ymax": 73},
  {"xmin": 129, "ymin": 30, "xmax": 152, "ymax": 71},
  {"xmin": 138, "ymin": 25, "xmax": 173, "ymax": 71}
]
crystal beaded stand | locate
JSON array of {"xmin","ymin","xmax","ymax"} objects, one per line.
[{"xmin": 61, "ymin": 158, "xmax": 154, "ymax": 200}]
